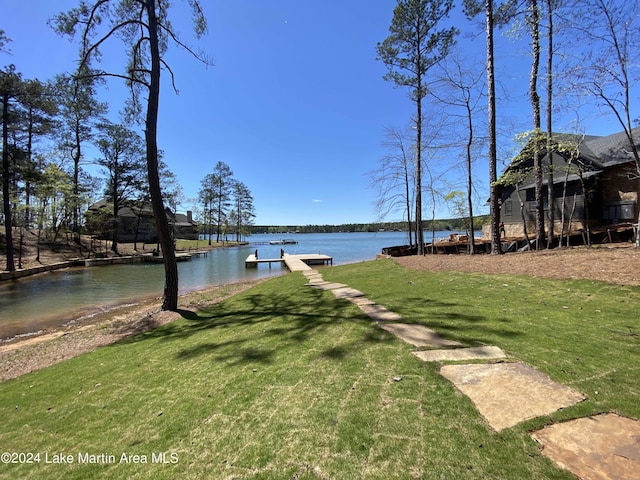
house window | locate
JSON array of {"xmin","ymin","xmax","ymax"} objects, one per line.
[
  {"xmin": 526, "ymin": 188, "xmax": 535, "ymax": 202},
  {"xmin": 503, "ymin": 200, "xmax": 513, "ymax": 216},
  {"xmin": 525, "ymin": 188, "xmax": 549, "ymax": 210}
]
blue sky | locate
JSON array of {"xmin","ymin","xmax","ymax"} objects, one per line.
[{"xmin": 1, "ymin": 1, "xmax": 631, "ymax": 226}]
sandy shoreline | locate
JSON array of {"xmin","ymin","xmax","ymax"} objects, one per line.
[
  {"xmin": 0, "ymin": 238, "xmax": 257, "ymax": 341},
  {"xmin": 0, "ymin": 280, "xmax": 262, "ymax": 382}
]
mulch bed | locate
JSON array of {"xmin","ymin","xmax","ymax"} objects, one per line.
[{"xmin": 394, "ymin": 244, "xmax": 640, "ymax": 286}]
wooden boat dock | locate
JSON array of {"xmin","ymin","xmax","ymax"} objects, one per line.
[
  {"xmin": 382, "ymin": 223, "xmax": 638, "ymax": 257},
  {"xmin": 245, "ymin": 253, "xmax": 332, "ymax": 272}
]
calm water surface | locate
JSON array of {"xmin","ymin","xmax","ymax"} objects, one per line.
[{"xmin": 0, "ymin": 231, "xmax": 467, "ymax": 339}]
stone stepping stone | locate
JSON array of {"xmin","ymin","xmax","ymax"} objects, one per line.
[
  {"xmin": 439, "ymin": 362, "xmax": 586, "ymax": 431},
  {"xmin": 331, "ymin": 287, "xmax": 365, "ymax": 299},
  {"xmin": 358, "ymin": 304, "xmax": 403, "ymax": 322},
  {"xmin": 309, "ymin": 282, "xmax": 348, "ymax": 291},
  {"xmin": 305, "ymin": 276, "xmax": 325, "ymax": 281},
  {"xmin": 303, "ymin": 272, "xmax": 323, "ymax": 280},
  {"xmin": 380, "ymin": 323, "xmax": 463, "ymax": 348},
  {"xmin": 531, "ymin": 413, "xmax": 640, "ymax": 480},
  {"xmin": 413, "ymin": 346, "xmax": 506, "ymax": 362},
  {"xmin": 345, "ymin": 296, "xmax": 376, "ymax": 306}
]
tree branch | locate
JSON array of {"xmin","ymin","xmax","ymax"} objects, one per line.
[
  {"xmin": 157, "ymin": 22, "xmax": 214, "ymax": 67},
  {"xmin": 80, "ymin": 18, "xmax": 146, "ymax": 72},
  {"xmin": 160, "ymin": 59, "xmax": 179, "ymax": 94}
]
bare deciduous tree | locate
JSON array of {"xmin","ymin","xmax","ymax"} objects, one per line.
[
  {"xmin": 563, "ymin": 0, "xmax": 640, "ymax": 247},
  {"xmin": 430, "ymin": 54, "xmax": 486, "ymax": 253},
  {"xmin": 377, "ymin": 0, "xmax": 458, "ymax": 255},
  {"xmin": 369, "ymin": 126, "xmax": 416, "ymax": 248}
]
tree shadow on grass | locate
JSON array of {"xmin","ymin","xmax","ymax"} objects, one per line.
[
  {"xmin": 118, "ymin": 281, "xmax": 395, "ymax": 367},
  {"xmin": 379, "ymin": 296, "xmax": 526, "ymax": 347}
]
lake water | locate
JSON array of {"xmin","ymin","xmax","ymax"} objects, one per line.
[{"xmin": 0, "ymin": 231, "xmax": 470, "ymax": 339}]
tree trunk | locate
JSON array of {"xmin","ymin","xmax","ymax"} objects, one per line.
[
  {"xmin": 516, "ymin": 187, "xmax": 531, "ymax": 247},
  {"xmin": 486, "ymin": 0, "xmax": 502, "ymax": 254},
  {"xmin": 560, "ymin": 162, "xmax": 570, "ymax": 247},
  {"xmin": 134, "ymin": 211, "xmax": 141, "ymax": 251},
  {"xmin": 567, "ymin": 190, "xmax": 577, "ymax": 247},
  {"xmin": 73, "ymin": 117, "xmax": 82, "ymax": 246},
  {"xmin": 416, "ymin": 101, "xmax": 424, "ymax": 255},
  {"xmin": 208, "ymin": 204, "xmax": 213, "ymax": 246},
  {"xmin": 545, "ymin": 0, "xmax": 555, "ymax": 248},
  {"xmin": 415, "ymin": 23, "xmax": 424, "ymax": 256},
  {"xmin": 145, "ymin": 0, "xmax": 178, "ymax": 311},
  {"xmin": 530, "ymin": 0, "xmax": 545, "ymax": 249},
  {"xmin": 111, "ymin": 199, "xmax": 119, "ymax": 253},
  {"xmin": 216, "ymin": 197, "xmax": 222, "ymax": 243},
  {"xmin": 2, "ymin": 92, "xmax": 15, "ymax": 271},
  {"xmin": 25, "ymin": 107, "xmax": 33, "ymax": 231},
  {"xmin": 580, "ymin": 175, "xmax": 591, "ymax": 247},
  {"xmin": 466, "ymin": 102, "xmax": 475, "ymax": 254},
  {"xmin": 405, "ymin": 164, "xmax": 414, "ymax": 249}
]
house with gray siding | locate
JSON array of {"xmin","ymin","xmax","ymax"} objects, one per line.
[{"xmin": 498, "ymin": 128, "xmax": 639, "ymax": 240}]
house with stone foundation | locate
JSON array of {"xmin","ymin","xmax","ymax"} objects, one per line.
[{"xmin": 496, "ymin": 128, "xmax": 639, "ymax": 242}]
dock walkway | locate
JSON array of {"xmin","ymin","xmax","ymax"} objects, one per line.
[{"xmin": 245, "ymin": 253, "xmax": 332, "ymax": 271}]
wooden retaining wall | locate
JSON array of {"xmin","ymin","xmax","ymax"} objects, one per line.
[
  {"xmin": 0, "ymin": 253, "xmax": 191, "ymax": 282},
  {"xmin": 0, "ymin": 260, "xmax": 84, "ymax": 281}
]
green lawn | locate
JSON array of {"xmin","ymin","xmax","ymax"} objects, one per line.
[
  {"xmin": 174, "ymin": 239, "xmax": 245, "ymax": 250},
  {"xmin": 0, "ymin": 259, "xmax": 638, "ymax": 479}
]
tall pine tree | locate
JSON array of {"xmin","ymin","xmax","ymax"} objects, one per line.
[{"xmin": 377, "ymin": 0, "xmax": 457, "ymax": 255}]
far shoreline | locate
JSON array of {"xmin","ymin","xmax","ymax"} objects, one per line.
[{"xmin": 0, "ymin": 239, "xmax": 247, "ymax": 283}]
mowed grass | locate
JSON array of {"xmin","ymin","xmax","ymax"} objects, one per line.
[
  {"xmin": 175, "ymin": 239, "xmax": 245, "ymax": 250},
  {"xmin": 0, "ymin": 259, "xmax": 637, "ymax": 479},
  {"xmin": 323, "ymin": 259, "xmax": 640, "ymax": 421}
]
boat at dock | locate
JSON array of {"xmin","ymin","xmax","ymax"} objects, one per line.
[{"xmin": 268, "ymin": 239, "xmax": 298, "ymax": 245}]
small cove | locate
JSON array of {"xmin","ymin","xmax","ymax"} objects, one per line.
[{"xmin": 1, "ymin": 231, "xmax": 470, "ymax": 339}]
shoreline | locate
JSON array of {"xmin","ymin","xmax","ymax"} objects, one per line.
[
  {"xmin": 0, "ymin": 239, "xmax": 258, "ymax": 341},
  {"xmin": 2, "ymin": 239, "xmax": 639, "ymax": 382},
  {"xmin": 0, "ymin": 292, "xmax": 162, "ymax": 344},
  {"xmin": 0, "ymin": 241, "xmax": 240, "ymax": 283},
  {"xmin": 0, "ymin": 279, "xmax": 264, "ymax": 382}
]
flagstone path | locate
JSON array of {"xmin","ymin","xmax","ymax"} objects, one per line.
[
  {"xmin": 303, "ymin": 269, "xmax": 640, "ymax": 480},
  {"xmin": 440, "ymin": 362, "xmax": 586, "ymax": 431}
]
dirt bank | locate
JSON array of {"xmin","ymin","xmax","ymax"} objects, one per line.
[
  {"xmin": 394, "ymin": 244, "xmax": 640, "ymax": 286},
  {"xmin": 0, "ymin": 281, "xmax": 261, "ymax": 382}
]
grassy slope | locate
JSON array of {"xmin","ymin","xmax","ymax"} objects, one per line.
[{"xmin": 0, "ymin": 259, "xmax": 638, "ymax": 479}]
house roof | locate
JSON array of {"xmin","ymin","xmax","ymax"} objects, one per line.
[
  {"xmin": 88, "ymin": 199, "xmax": 154, "ymax": 216},
  {"xmin": 579, "ymin": 128, "xmax": 640, "ymax": 168},
  {"xmin": 88, "ymin": 198, "xmax": 196, "ymax": 225},
  {"xmin": 173, "ymin": 213, "xmax": 197, "ymax": 227},
  {"xmin": 520, "ymin": 170, "xmax": 601, "ymax": 190},
  {"xmin": 500, "ymin": 127, "xmax": 640, "ymax": 186}
]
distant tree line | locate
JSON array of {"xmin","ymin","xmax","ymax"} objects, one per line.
[{"xmin": 250, "ymin": 215, "xmax": 489, "ymax": 235}]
